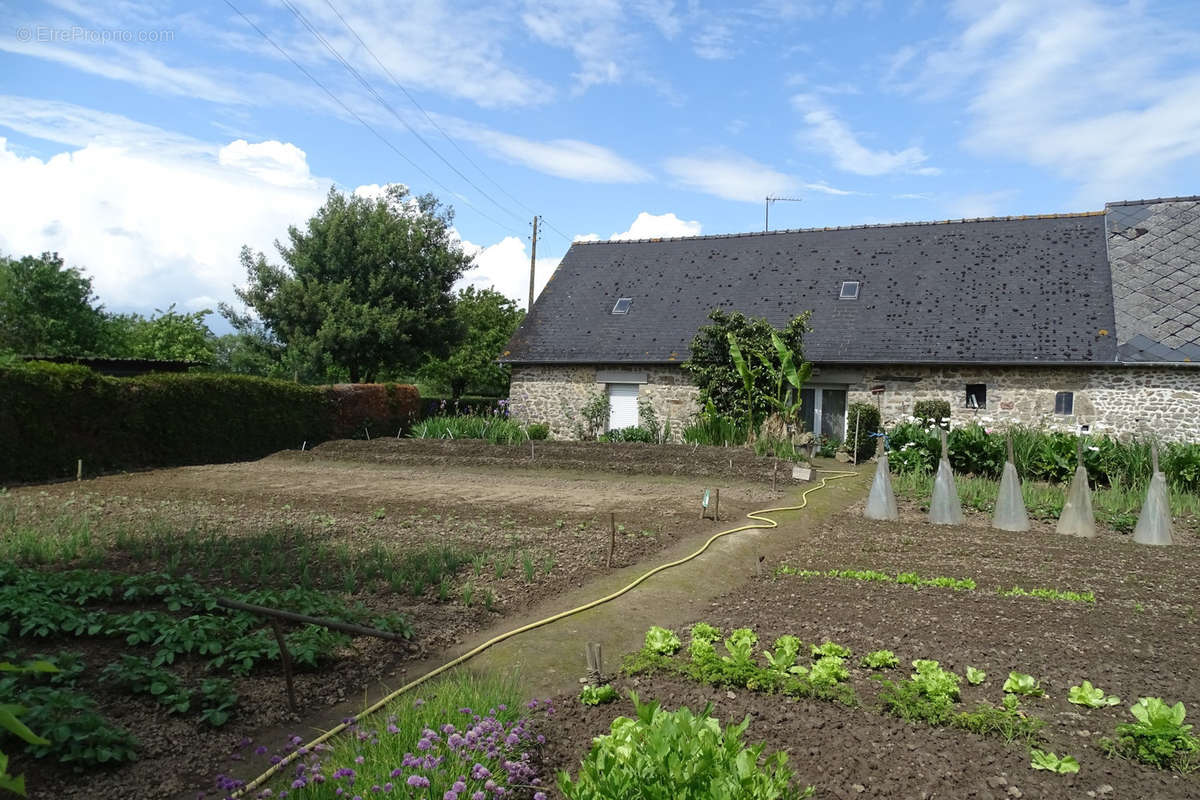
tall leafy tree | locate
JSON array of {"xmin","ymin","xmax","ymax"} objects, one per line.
[
  {"xmin": 418, "ymin": 286, "xmax": 524, "ymax": 398},
  {"xmin": 682, "ymin": 310, "xmax": 812, "ymax": 429},
  {"xmin": 102, "ymin": 304, "xmax": 216, "ymax": 362},
  {"xmin": 0, "ymin": 252, "xmax": 107, "ymax": 356},
  {"xmin": 223, "ymin": 185, "xmax": 472, "ymax": 382}
]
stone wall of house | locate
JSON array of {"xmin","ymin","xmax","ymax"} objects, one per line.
[
  {"xmin": 508, "ymin": 364, "xmax": 700, "ymax": 440},
  {"xmin": 511, "ymin": 363, "xmax": 1200, "ymax": 442},
  {"xmin": 843, "ymin": 364, "xmax": 1200, "ymax": 442}
]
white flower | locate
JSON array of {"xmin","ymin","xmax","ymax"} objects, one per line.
[
  {"xmin": 1088, "ymin": 446, "xmax": 1099, "ymax": 452},
  {"xmin": 940, "ymin": 417, "xmax": 951, "ymax": 423}
]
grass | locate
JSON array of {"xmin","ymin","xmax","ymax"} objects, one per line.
[
  {"xmin": 891, "ymin": 471, "xmax": 1200, "ymax": 534},
  {"xmin": 0, "ymin": 494, "xmax": 478, "ymax": 596},
  {"xmin": 777, "ymin": 565, "xmax": 1095, "ymax": 603},
  {"xmin": 409, "ymin": 414, "xmax": 532, "ymax": 444},
  {"xmin": 253, "ymin": 670, "xmax": 543, "ymax": 799}
]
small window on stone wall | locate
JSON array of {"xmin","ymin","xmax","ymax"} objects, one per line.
[
  {"xmin": 965, "ymin": 383, "xmax": 987, "ymax": 409},
  {"xmin": 1054, "ymin": 391, "xmax": 1074, "ymax": 415}
]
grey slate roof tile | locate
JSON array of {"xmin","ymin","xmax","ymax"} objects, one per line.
[
  {"xmin": 1106, "ymin": 197, "xmax": 1200, "ymax": 362},
  {"xmin": 504, "ymin": 214, "xmax": 1118, "ymax": 365}
]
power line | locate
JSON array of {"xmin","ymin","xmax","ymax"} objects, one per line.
[
  {"xmin": 222, "ymin": 0, "xmax": 520, "ymax": 237},
  {"xmin": 318, "ymin": 0, "xmax": 575, "ymax": 246},
  {"xmin": 280, "ymin": 0, "xmax": 529, "ymax": 229}
]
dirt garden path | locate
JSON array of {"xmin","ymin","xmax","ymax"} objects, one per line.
[{"xmin": 224, "ymin": 461, "xmax": 871, "ymax": 794}]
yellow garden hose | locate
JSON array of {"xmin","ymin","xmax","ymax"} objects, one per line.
[{"xmin": 234, "ymin": 467, "xmax": 859, "ymax": 796}]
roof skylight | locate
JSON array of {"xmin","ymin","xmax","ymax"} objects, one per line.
[
  {"xmin": 612, "ymin": 297, "xmax": 632, "ymax": 314},
  {"xmin": 839, "ymin": 281, "xmax": 860, "ymax": 300}
]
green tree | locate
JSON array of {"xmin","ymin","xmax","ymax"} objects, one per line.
[
  {"xmin": 418, "ymin": 286, "xmax": 524, "ymax": 398},
  {"xmin": 102, "ymin": 304, "xmax": 216, "ymax": 362},
  {"xmin": 682, "ymin": 310, "xmax": 812, "ymax": 430},
  {"xmin": 0, "ymin": 253, "xmax": 107, "ymax": 356},
  {"xmin": 223, "ymin": 185, "xmax": 472, "ymax": 383}
]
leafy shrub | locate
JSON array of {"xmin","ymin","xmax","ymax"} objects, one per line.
[
  {"xmin": 0, "ymin": 361, "xmax": 419, "ymax": 482},
  {"xmin": 6, "ymin": 684, "xmax": 139, "ymax": 769},
  {"xmin": 846, "ymin": 402, "xmax": 882, "ymax": 461},
  {"xmin": 601, "ymin": 426, "xmax": 657, "ymax": 443},
  {"xmin": 558, "ymin": 692, "xmax": 811, "ymax": 800},
  {"xmin": 913, "ymin": 399, "xmax": 951, "ymax": 429},
  {"xmin": 1103, "ymin": 697, "xmax": 1199, "ymax": 770},
  {"xmin": 887, "ymin": 422, "xmax": 940, "ymax": 474},
  {"xmin": 948, "ymin": 423, "xmax": 1005, "ymax": 478},
  {"xmin": 682, "ymin": 399, "xmax": 748, "ymax": 447},
  {"xmin": 526, "ymin": 422, "xmax": 550, "ymax": 440}
]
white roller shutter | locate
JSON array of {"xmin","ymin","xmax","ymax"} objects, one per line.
[{"xmin": 607, "ymin": 383, "xmax": 639, "ymax": 430}]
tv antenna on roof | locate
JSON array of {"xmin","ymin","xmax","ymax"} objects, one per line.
[{"xmin": 765, "ymin": 196, "xmax": 803, "ymax": 232}]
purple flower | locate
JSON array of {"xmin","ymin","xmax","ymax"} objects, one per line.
[
  {"xmin": 406, "ymin": 776, "xmax": 430, "ymax": 788},
  {"xmin": 471, "ymin": 765, "xmax": 491, "ymax": 780}
]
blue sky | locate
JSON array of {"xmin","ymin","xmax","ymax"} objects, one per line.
[{"xmin": 2, "ymin": 0, "xmax": 1199, "ymax": 329}]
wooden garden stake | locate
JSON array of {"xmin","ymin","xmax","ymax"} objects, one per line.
[
  {"xmin": 714, "ymin": 488, "xmax": 720, "ymax": 521},
  {"xmin": 270, "ymin": 619, "xmax": 298, "ymax": 713},
  {"xmin": 755, "ymin": 554, "xmax": 764, "ymax": 578},
  {"xmin": 76, "ymin": 459, "xmax": 82, "ymax": 481},
  {"xmin": 607, "ymin": 512, "xmax": 615, "ymax": 568},
  {"xmin": 852, "ymin": 414, "xmax": 861, "ymax": 466},
  {"xmin": 585, "ymin": 642, "xmax": 604, "ymax": 686},
  {"xmin": 772, "ymin": 458, "xmax": 778, "ymax": 492}
]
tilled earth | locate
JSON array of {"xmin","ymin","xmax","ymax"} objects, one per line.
[
  {"xmin": 4, "ymin": 440, "xmax": 788, "ymax": 800},
  {"xmin": 541, "ymin": 509, "xmax": 1200, "ymax": 800}
]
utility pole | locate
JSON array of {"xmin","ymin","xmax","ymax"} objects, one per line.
[
  {"xmin": 764, "ymin": 196, "xmax": 804, "ymax": 232},
  {"xmin": 528, "ymin": 215, "xmax": 539, "ymax": 311}
]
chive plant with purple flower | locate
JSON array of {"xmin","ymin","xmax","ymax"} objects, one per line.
[{"xmin": 244, "ymin": 671, "xmax": 551, "ymax": 800}]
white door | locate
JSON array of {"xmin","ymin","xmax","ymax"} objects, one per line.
[{"xmin": 607, "ymin": 383, "xmax": 639, "ymax": 430}]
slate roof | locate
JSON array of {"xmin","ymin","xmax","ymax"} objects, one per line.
[
  {"xmin": 1107, "ymin": 196, "xmax": 1200, "ymax": 362},
  {"xmin": 503, "ymin": 213, "xmax": 1119, "ymax": 366}
]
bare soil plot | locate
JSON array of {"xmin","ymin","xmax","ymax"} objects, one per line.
[
  {"xmin": 3, "ymin": 440, "xmax": 784, "ymax": 799},
  {"xmin": 540, "ymin": 509, "xmax": 1200, "ymax": 800}
]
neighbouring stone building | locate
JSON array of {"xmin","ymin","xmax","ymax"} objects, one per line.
[{"xmin": 502, "ymin": 196, "xmax": 1200, "ymax": 443}]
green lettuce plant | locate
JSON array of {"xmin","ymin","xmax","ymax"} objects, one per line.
[
  {"xmin": 580, "ymin": 685, "xmax": 619, "ymax": 706},
  {"xmin": 1068, "ymin": 681, "xmax": 1120, "ymax": 708},
  {"xmin": 811, "ymin": 641, "xmax": 851, "ymax": 659},
  {"xmin": 1030, "ymin": 750, "xmax": 1080, "ymax": 774},
  {"xmin": 877, "ymin": 660, "xmax": 961, "ymax": 725},
  {"xmin": 966, "ymin": 667, "xmax": 986, "ymax": 686},
  {"xmin": 1103, "ymin": 697, "xmax": 1199, "ymax": 770},
  {"xmin": 644, "ymin": 626, "xmax": 682, "ymax": 656},
  {"xmin": 558, "ymin": 692, "xmax": 811, "ymax": 800},
  {"xmin": 860, "ymin": 650, "xmax": 899, "ymax": 670},
  {"xmin": 763, "ymin": 636, "xmax": 802, "ymax": 676},
  {"xmin": 1003, "ymin": 672, "xmax": 1043, "ymax": 697}
]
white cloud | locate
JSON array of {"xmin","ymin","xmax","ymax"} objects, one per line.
[
  {"xmin": 281, "ymin": 0, "xmax": 553, "ymax": 109},
  {"xmin": 949, "ymin": 190, "xmax": 1017, "ymax": 219},
  {"xmin": 896, "ymin": 0, "xmax": 1200, "ymax": 197},
  {"xmin": 441, "ymin": 119, "xmax": 651, "ymax": 183},
  {"xmin": 0, "ymin": 39, "xmax": 251, "ymax": 105},
  {"xmin": 664, "ymin": 152, "xmax": 797, "ymax": 203},
  {"xmin": 610, "ymin": 211, "xmax": 702, "ymax": 240},
  {"xmin": 692, "ymin": 20, "xmax": 736, "ymax": 60},
  {"xmin": 217, "ymin": 140, "xmax": 318, "ymax": 189},
  {"xmin": 793, "ymin": 95, "xmax": 938, "ymax": 176},
  {"xmin": 0, "ymin": 99, "xmax": 332, "ymax": 314},
  {"xmin": 455, "ymin": 235, "xmax": 559, "ymax": 310}
]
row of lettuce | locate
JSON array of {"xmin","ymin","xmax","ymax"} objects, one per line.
[{"xmin": 205, "ymin": 618, "xmax": 1196, "ymax": 800}]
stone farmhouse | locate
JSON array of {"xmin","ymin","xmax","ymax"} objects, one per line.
[{"xmin": 501, "ymin": 196, "xmax": 1200, "ymax": 443}]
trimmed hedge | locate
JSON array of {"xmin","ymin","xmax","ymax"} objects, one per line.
[{"xmin": 0, "ymin": 362, "xmax": 419, "ymax": 483}]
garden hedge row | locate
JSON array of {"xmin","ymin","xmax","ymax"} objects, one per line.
[{"xmin": 0, "ymin": 362, "xmax": 419, "ymax": 483}]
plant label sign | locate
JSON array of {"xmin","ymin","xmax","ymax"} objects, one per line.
[
  {"xmin": 792, "ymin": 465, "xmax": 812, "ymax": 481},
  {"xmin": 702, "ymin": 489, "xmax": 710, "ymax": 508}
]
